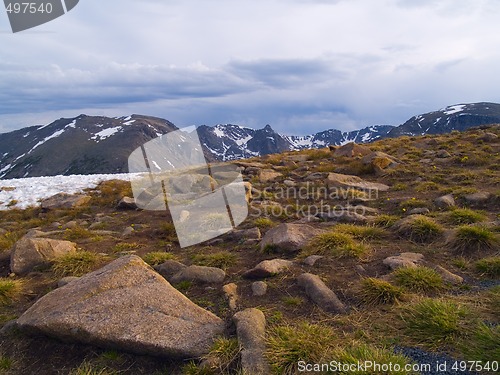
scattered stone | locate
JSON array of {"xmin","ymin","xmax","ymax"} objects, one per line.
[
  {"xmin": 259, "ymin": 169, "xmax": 282, "ymax": 183},
  {"xmin": 154, "ymin": 260, "xmax": 187, "ymax": 280},
  {"xmin": 361, "ymin": 151, "xmax": 399, "ymax": 174},
  {"xmin": 464, "ymin": 192, "xmax": 491, "ymax": 205},
  {"xmin": 283, "ymin": 179, "xmax": 297, "ymax": 187},
  {"xmin": 251, "ymin": 281, "xmax": 268, "ymax": 296},
  {"xmin": 296, "ymin": 215, "xmax": 321, "ymax": 223},
  {"xmin": 408, "ymin": 208, "xmax": 430, "ymax": 215},
  {"xmin": 121, "ymin": 226, "xmax": 135, "ymax": 237},
  {"xmin": 233, "ymin": 308, "xmax": 269, "ymax": 375},
  {"xmin": 478, "ymin": 132, "xmax": 498, "ymax": 142},
  {"xmin": 434, "ymin": 194, "xmax": 455, "ymax": 208},
  {"xmin": 260, "ymin": 223, "xmax": 325, "ymax": 253},
  {"xmin": 170, "ymin": 265, "xmax": 226, "ymax": 284},
  {"xmin": 41, "ymin": 193, "xmax": 91, "ymax": 210},
  {"xmin": 327, "ymin": 173, "xmax": 390, "ymax": 192},
  {"xmin": 302, "ymin": 255, "xmax": 324, "ymax": 266},
  {"xmin": 57, "ymin": 276, "xmax": 80, "ymax": 288},
  {"xmin": 61, "ymin": 221, "xmax": 78, "ymax": 230},
  {"xmin": 297, "ymin": 273, "xmax": 348, "ymax": 314},
  {"xmin": 16, "ymin": 255, "xmax": 225, "ymax": 358},
  {"xmin": 433, "ymin": 265, "xmax": 463, "ymax": 284},
  {"xmin": 436, "ymin": 150, "xmax": 451, "ymax": 158},
  {"xmin": 305, "ymin": 172, "xmax": 327, "ymax": 181},
  {"xmin": 383, "ymin": 252, "xmax": 424, "ymax": 270},
  {"xmin": 228, "ymin": 227, "xmax": 261, "ymax": 241},
  {"xmin": 333, "ymin": 142, "xmax": 372, "ymax": 157},
  {"xmin": 355, "ymin": 265, "xmax": 367, "ymax": 275},
  {"xmin": 116, "ymin": 197, "xmax": 138, "ymax": 210},
  {"xmin": 243, "ymin": 259, "xmax": 294, "ymax": 279},
  {"xmin": 10, "ymin": 237, "xmax": 77, "ymax": 275},
  {"xmin": 222, "ymin": 283, "xmax": 238, "ymax": 311}
]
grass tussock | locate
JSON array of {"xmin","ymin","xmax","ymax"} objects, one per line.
[
  {"xmin": 302, "ymin": 232, "xmax": 369, "ymax": 259},
  {"xmin": 0, "ymin": 231, "xmax": 20, "ymax": 252},
  {"xmin": 253, "ymin": 217, "xmax": 275, "ymax": 230},
  {"xmin": 402, "ymin": 298, "xmax": 469, "ymax": 349},
  {"xmin": 141, "ymin": 251, "xmax": 176, "ymax": 266},
  {"xmin": 359, "ymin": 278, "xmax": 404, "ymax": 305},
  {"xmin": 0, "ymin": 278, "xmax": 24, "ymax": 306},
  {"xmin": 394, "ymin": 215, "xmax": 444, "ymax": 243},
  {"xmin": 475, "ymin": 257, "xmax": 500, "ymax": 277},
  {"xmin": 372, "ymin": 214, "xmax": 400, "ymax": 228},
  {"xmin": 393, "ymin": 266, "xmax": 444, "ymax": 294},
  {"xmin": 68, "ymin": 360, "xmax": 118, "ymax": 375},
  {"xmin": 191, "ymin": 251, "xmax": 237, "ymax": 270},
  {"xmin": 52, "ymin": 251, "xmax": 105, "ymax": 278},
  {"xmin": 447, "ymin": 208, "xmax": 486, "ymax": 225},
  {"xmin": 63, "ymin": 226, "xmax": 95, "ymax": 241},
  {"xmin": 448, "ymin": 225, "xmax": 498, "ymax": 255},
  {"xmin": 89, "ymin": 179, "xmax": 133, "ymax": 208}
]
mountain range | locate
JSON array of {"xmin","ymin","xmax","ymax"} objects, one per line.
[{"xmin": 1, "ymin": 102, "xmax": 500, "ymax": 179}]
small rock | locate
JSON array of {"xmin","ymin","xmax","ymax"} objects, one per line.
[
  {"xmin": 41, "ymin": 193, "xmax": 91, "ymax": 210},
  {"xmin": 116, "ymin": 197, "xmax": 138, "ymax": 210},
  {"xmin": 435, "ymin": 194, "xmax": 455, "ymax": 208},
  {"xmin": 260, "ymin": 223, "xmax": 325, "ymax": 253},
  {"xmin": 408, "ymin": 208, "xmax": 430, "ymax": 215},
  {"xmin": 436, "ymin": 150, "xmax": 451, "ymax": 158},
  {"xmin": 170, "ymin": 265, "xmax": 226, "ymax": 284},
  {"xmin": 333, "ymin": 142, "xmax": 372, "ymax": 157},
  {"xmin": 10, "ymin": 237, "xmax": 77, "ymax": 275},
  {"xmin": 283, "ymin": 179, "xmax": 297, "ymax": 187},
  {"xmin": 464, "ymin": 192, "xmax": 491, "ymax": 205},
  {"xmin": 297, "ymin": 273, "xmax": 348, "ymax": 314},
  {"xmin": 355, "ymin": 265, "xmax": 367, "ymax": 275},
  {"xmin": 154, "ymin": 260, "xmax": 187, "ymax": 280},
  {"xmin": 57, "ymin": 276, "xmax": 80, "ymax": 288},
  {"xmin": 222, "ymin": 283, "xmax": 238, "ymax": 311},
  {"xmin": 233, "ymin": 308, "xmax": 269, "ymax": 375},
  {"xmin": 229, "ymin": 227, "xmax": 261, "ymax": 241},
  {"xmin": 433, "ymin": 265, "xmax": 463, "ymax": 284},
  {"xmin": 121, "ymin": 226, "xmax": 135, "ymax": 237},
  {"xmin": 252, "ymin": 281, "xmax": 268, "ymax": 296},
  {"xmin": 259, "ymin": 169, "xmax": 282, "ymax": 183},
  {"xmin": 305, "ymin": 172, "xmax": 326, "ymax": 181},
  {"xmin": 383, "ymin": 252, "xmax": 424, "ymax": 270},
  {"xmin": 302, "ymin": 255, "xmax": 324, "ymax": 266},
  {"xmin": 243, "ymin": 259, "xmax": 294, "ymax": 279},
  {"xmin": 61, "ymin": 221, "xmax": 78, "ymax": 230}
]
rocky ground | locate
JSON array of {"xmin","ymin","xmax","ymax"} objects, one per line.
[{"xmin": 0, "ymin": 125, "xmax": 499, "ymax": 374}]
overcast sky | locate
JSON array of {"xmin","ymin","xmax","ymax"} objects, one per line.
[{"xmin": 1, "ymin": 0, "xmax": 500, "ymax": 135}]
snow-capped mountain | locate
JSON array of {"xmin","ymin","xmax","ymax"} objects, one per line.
[
  {"xmin": 0, "ymin": 114, "xmax": 177, "ymax": 179},
  {"xmin": 1, "ymin": 102, "xmax": 499, "ymax": 178},
  {"xmin": 388, "ymin": 102, "xmax": 500, "ymax": 137}
]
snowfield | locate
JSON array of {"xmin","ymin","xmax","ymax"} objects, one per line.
[{"xmin": 0, "ymin": 173, "xmax": 139, "ymax": 210}]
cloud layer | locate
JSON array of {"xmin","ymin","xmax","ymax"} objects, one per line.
[{"xmin": 1, "ymin": 0, "xmax": 500, "ymax": 134}]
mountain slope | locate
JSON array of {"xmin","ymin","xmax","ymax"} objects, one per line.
[
  {"xmin": 1, "ymin": 102, "xmax": 500, "ymax": 178},
  {"xmin": 0, "ymin": 115, "xmax": 177, "ymax": 179}
]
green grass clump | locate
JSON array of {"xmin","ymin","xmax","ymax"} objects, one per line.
[
  {"xmin": 0, "ymin": 278, "xmax": 24, "ymax": 306},
  {"xmin": 447, "ymin": 208, "xmax": 486, "ymax": 225},
  {"xmin": 393, "ymin": 266, "xmax": 444, "ymax": 293},
  {"xmin": 52, "ymin": 251, "xmax": 104, "ymax": 277},
  {"xmin": 302, "ymin": 232, "xmax": 369, "ymax": 259},
  {"xmin": 68, "ymin": 360, "xmax": 118, "ymax": 375},
  {"xmin": 359, "ymin": 278, "xmax": 404, "ymax": 305},
  {"xmin": 475, "ymin": 257, "xmax": 500, "ymax": 277},
  {"xmin": 254, "ymin": 217, "xmax": 275, "ymax": 229},
  {"xmin": 265, "ymin": 322, "xmax": 336, "ymax": 375},
  {"xmin": 282, "ymin": 296, "xmax": 303, "ymax": 306},
  {"xmin": 334, "ymin": 224, "xmax": 387, "ymax": 240},
  {"xmin": 63, "ymin": 226, "xmax": 94, "ymax": 241},
  {"xmin": 372, "ymin": 214, "xmax": 400, "ymax": 228},
  {"xmin": 191, "ymin": 251, "xmax": 237, "ymax": 270},
  {"xmin": 402, "ymin": 299, "xmax": 469, "ymax": 349},
  {"xmin": 449, "ymin": 225, "xmax": 498, "ymax": 254},
  {"xmin": 112, "ymin": 242, "xmax": 140, "ymax": 253},
  {"xmin": 0, "ymin": 231, "xmax": 19, "ymax": 252},
  {"xmin": 0, "ymin": 355, "xmax": 13, "ymax": 371},
  {"xmin": 394, "ymin": 215, "xmax": 444, "ymax": 243},
  {"xmin": 462, "ymin": 323, "xmax": 500, "ymax": 362},
  {"xmin": 399, "ymin": 198, "xmax": 428, "ymax": 210},
  {"xmin": 142, "ymin": 251, "xmax": 176, "ymax": 266}
]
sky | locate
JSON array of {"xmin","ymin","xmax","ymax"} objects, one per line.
[{"xmin": 1, "ymin": 0, "xmax": 500, "ymax": 135}]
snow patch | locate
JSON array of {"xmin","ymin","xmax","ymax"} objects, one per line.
[
  {"xmin": 91, "ymin": 126, "xmax": 123, "ymax": 141},
  {"xmin": 443, "ymin": 105, "xmax": 466, "ymax": 116}
]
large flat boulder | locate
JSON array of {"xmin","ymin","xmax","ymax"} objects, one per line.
[
  {"xmin": 40, "ymin": 193, "xmax": 91, "ymax": 210},
  {"xmin": 15, "ymin": 255, "xmax": 225, "ymax": 358},
  {"xmin": 260, "ymin": 223, "xmax": 325, "ymax": 253},
  {"xmin": 10, "ymin": 237, "xmax": 77, "ymax": 275},
  {"xmin": 327, "ymin": 173, "xmax": 389, "ymax": 192}
]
